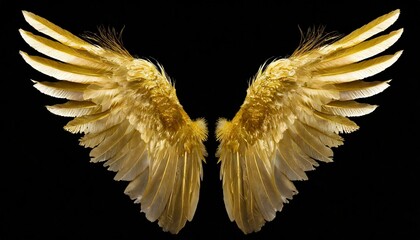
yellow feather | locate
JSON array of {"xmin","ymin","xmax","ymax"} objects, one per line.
[
  {"xmin": 19, "ymin": 29, "xmax": 107, "ymax": 69},
  {"xmin": 325, "ymin": 9, "xmax": 400, "ymax": 52},
  {"xmin": 20, "ymin": 11, "xmax": 207, "ymax": 234},
  {"xmin": 322, "ymin": 100, "xmax": 377, "ymax": 117},
  {"xmin": 217, "ymin": 9, "xmax": 402, "ymax": 234},
  {"xmin": 22, "ymin": 10, "xmax": 96, "ymax": 51},
  {"xmin": 314, "ymin": 51, "xmax": 402, "ymax": 83},
  {"xmin": 334, "ymin": 80, "xmax": 391, "ymax": 100},
  {"xmin": 64, "ymin": 110, "xmax": 111, "ymax": 133},
  {"xmin": 20, "ymin": 51, "xmax": 111, "ymax": 83},
  {"xmin": 124, "ymin": 166, "xmax": 150, "ymax": 202},
  {"xmin": 21, "ymin": 8, "xmax": 403, "ymax": 235},
  {"xmin": 79, "ymin": 125, "xmax": 119, "ymax": 148},
  {"xmin": 248, "ymin": 145, "xmax": 282, "ymax": 218},
  {"xmin": 89, "ymin": 121, "xmax": 132, "ymax": 162},
  {"xmin": 46, "ymin": 101, "xmax": 98, "ymax": 117},
  {"xmin": 32, "ymin": 80, "xmax": 87, "ymax": 100},
  {"xmin": 319, "ymin": 29, "xmax": 403, "ymax": 68}
]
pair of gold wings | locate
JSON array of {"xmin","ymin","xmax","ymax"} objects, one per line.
[{"xmin": 20, "ymin": 9, "xmax": 403, "ymax": 234}]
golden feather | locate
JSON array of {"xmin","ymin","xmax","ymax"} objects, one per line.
[
  {"xmin": 20, "ymin": 11, "xmax": 207, "ymax": 234},
  {"xmin": 216, "ymin": 9, "xmax": 402, "ymax": 234}
]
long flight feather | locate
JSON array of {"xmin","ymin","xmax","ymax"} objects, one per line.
[
  {"xmin": 324, "ymin": 9, "xmax": 400, "ymax": 51},
  {"xmin": 46, "ymin": 101, "xmax": 98, "ymax": 117},
  {"xmin": 22, "ymin": 10, "xmax": 96, "ymax": 51},
  {"xmin": 322, "ymin": 100, "xmax": 377, "ymax": 117},
  {"xmin": 319, "ymin": 29, "xmax": 403, "ymax": 68},
  {"xmin": 335, "ymin": 80, "xmax": 391, "ymax": 100},
  {"xmin": 19, "ymin": 29, "xmax": 107, "ymax": 69},
  {"xmin": 314, "ymin": 51, "xmax": 402, "ymax": 82},
  {"xmin": 32, "ymin": 80, "xmax": 87, "ymax": 100},
  {"xmin": 20, "ymin": 51, "xmax": 111, "ymax": 83}
]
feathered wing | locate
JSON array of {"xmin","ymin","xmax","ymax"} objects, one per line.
[
  {"xmin": 216, "ymin": 9, "xmax": 402, "ymax": 234},
  {"xmin": 19, "ymin": 11, "xmax": 208, "ymax": 234}
]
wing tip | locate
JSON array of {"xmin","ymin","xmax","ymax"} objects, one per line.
[
  {"xmin": 21, "ymin": 10, "xmax": 30, "ymax": 16},
  {"xmin": 18, "ymin": 28, "xmax": 32, "ymax": 42},
  {"xmin": 19, "ymin": 51, "xmax": 36, "ymax": 67},
  {"xmin": 30, "ymin": 79, "xmax": 40, "ymax": 87},
  {"xmin": 390, "ymin": 28, "xmax": 404, "ymax": 41},
  {"xmin": 21, "ymin": 10, "xmax": 36, "ymax": 23},
  {"xmin": 383, "ymin": 9, "xmax": 400, "ymax": 24},
  {"xmin": 390, "ymin": 9, "xmax": 400, "ymax": 17},
  {"xmin": 385, "ymin": 9, "xmax": 401, "ymax": 27},
  {"xmin": 395, "ymin": 50, "xmax": 404, "ymax": 57},
  {"xmin": 19, "ymin": 50, "xmax": 29, "ymax": 60},
  {"xmin": 392, "ymin": 50, "xmax": 404, "ymax": 63}
]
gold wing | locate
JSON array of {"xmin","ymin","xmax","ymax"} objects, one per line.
[
  {"xmin": 216, "ymin": 9, "xmax": 402, "ymax": 233},
  {"xmin": 19, "ymin": 11, "xmax": 208, "ymax": 234}
]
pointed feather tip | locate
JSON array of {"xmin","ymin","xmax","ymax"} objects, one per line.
[
  {"xmin": 380, "ymin": 79, "xmax": 392, "ymax": 91},
  {"xmin": 394, "ymin": 50, "xmax": 404, "ymax": 60},
  {"xmin": 18, "ymin": 28, "xmax": 34, "ymax": 36},
  {"xmin": 30, "ymin": 79, "xmax": 38, "ymax": 84},
  {"xmin": 21, "ymin": 10, "xmax": 50, "ymax": 33},
  {"xmin": 19, "ymin": 50, "xmax": 29, "ymax": 61},
  {"xmin": 383, "ymin": 9, "xmax": 400, "ymax": 25},
  {"xmin": 381, "ymin": 9, "xmax": 400, "ymax": 23},
  {"xmin": 30, "ymin": 80, "xmax": 44, "ymax": 91},
  {"xmin": 18, "ymin": 28, "xmax": 33, "ymax": 42},
  {"xmin": 390, "ymin": 28, "xmax": 404, "ymax": 41},
  {"xmin": 390, "ymin": 9, "xmax": 400, "ymax": 18},
  {"xmin": 21, "ymin": 10, "xmax": 35, "ymax": 22},
  {"xmin": 19, "ymin": 51, "xmax": 36, "ymax": 67}
]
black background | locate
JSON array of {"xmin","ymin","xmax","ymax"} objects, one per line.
[{"xmin": 2, "ymin": 1, "xmax": 419, "ymax": 239}]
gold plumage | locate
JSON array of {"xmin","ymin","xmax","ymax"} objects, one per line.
[
  {"xmin": 216, "ymin": 9, "xmax": 402, "ymax": 234},
  {"xmin": 20, "ymin": 11, "xmax": 207, "ymax": 234},
  {"xmin": 20, "ymin": 9, "xmax": 403, "ymax": 235}
]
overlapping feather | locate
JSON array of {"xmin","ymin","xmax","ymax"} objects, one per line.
[
  {"xmin": 20, "ymin": 11, "xmax": 208, "ymax": 234},
  {"xmin": 216, "ymin": 9, "xmax": 402, "ymax": 234}
]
